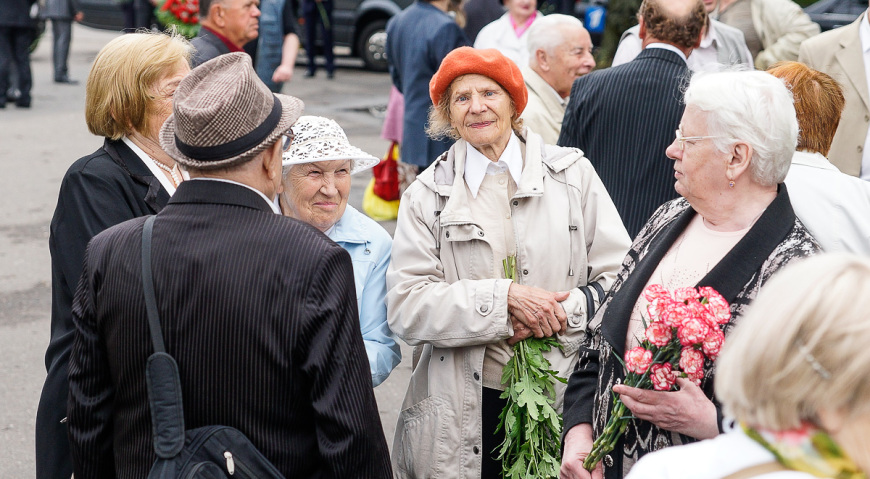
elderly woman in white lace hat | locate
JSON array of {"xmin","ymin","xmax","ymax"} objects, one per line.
[{"xmin": 280, "ymin": 115, "xmax": 402, "ymax": 387}]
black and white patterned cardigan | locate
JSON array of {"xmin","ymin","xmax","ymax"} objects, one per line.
[{"xmin": 561, "ymin": 185, "xmax": 820, "ymax": 479}]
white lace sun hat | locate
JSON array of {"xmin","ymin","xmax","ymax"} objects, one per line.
[{"xmin": 282, "ymin": 116, "xmax": 380, "ymax": 174}]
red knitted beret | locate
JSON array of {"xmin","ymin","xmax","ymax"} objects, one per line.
[{"xmin": 429, "ymin": 47, "xmax": 528, "ymax": 115}]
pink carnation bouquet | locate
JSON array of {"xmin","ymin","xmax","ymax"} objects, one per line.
[{"xmin": 583, "ymin": 285, "xmax": 731, "ymax": 471}]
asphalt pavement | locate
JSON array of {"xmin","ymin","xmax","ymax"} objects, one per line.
[{"xmin": 0, "ymin": 24, "xmax": 409, "ymax": 477}]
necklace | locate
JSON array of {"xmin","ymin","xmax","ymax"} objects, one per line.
[{"xmin": 151, "ymin": 158, "xmax": 182, "ymax": 187}]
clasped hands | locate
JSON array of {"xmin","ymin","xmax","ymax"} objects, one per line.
[{"xmin": 506, "ymin": 283, "xmax": 569, "ymax": 345}]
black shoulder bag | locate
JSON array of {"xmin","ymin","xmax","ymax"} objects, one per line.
[{"xmin": 141, "ymin": 215, "xmax": 286, "ymax": 479}]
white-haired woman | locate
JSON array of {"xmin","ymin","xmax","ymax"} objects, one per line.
[
  {"xmin": 561, "ymin": 70, "xmax": 821, "ymax": 479},
  {"xmin": 280, "ymin": 115, "xmax": 401, "ymax": 387},
  {"xmin": 627, "ymin": 253, "xmax": 870, "ymax": 478}
]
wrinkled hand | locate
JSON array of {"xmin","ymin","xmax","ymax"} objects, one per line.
[
  {"xmin": 272, "ymin": 64, "xmax": 294, "ymax": 83},
  {"xmin": 613, "ymin": 378, "xmax": 719, "ymax": 440},
  {"xmin": 560, "ymin": 424, "xmax": 602, "ymax": 479},
  {"xmin": 507, "ymin": 283, "xmax": 568, "ymax": 338},
  {"xmin": 507, "ymin": 316, "xmax": 534, "ymax": 345}
]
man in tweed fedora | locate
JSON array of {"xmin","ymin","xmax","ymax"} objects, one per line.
[{"xmin": 67, "ymin": 52, "xmax": 392, "ymax": 479}]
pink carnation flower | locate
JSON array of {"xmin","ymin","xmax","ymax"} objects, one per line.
[
  {"xmin": 643, "ymin": 284, "xmax": 671, "ymax": 302},
  {"xmin": 645, "ymin": 322, "xmax": 673, "ymax": 347},
  {"xmin": 705, "ymin": 297, "xmax": 731, "ymax": 324},
  {"xmin": 650, "ymin": 363, "xmax": 676, "ymax": 391},
  {"xmin": 646, "ymin": 297, "xmax": 671, "ymax": 322},
  {"xmin": 683, "ymin": 300, "xmax": 712, "ymax": 327},
  {"xmin": 661, "ymin": 302, "xmax": 690, "ymax": 327},
  {"xmin": 674, "ymin": 287, "xmax": 700, "ymax": 302},
  {"xmin": 625, "ymin": 347, "xmax": 653, "ymax": 374},
  {"xmin": 702, "ymin": 329, "xmax": 725, "ymax": 359},
  {"xmin": 679, "ymin": 348, "xmax": 705, "ymax": 376},
  {"xmin": 677, "ymin": 317, "xmax": 710, "ymax": 346},
  {"xmin": 683, "ymin": 367, "xmax": 705, "ymax": 386}
]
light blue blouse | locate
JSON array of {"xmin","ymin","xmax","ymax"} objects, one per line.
[{"xmin": 329, "ymin": 205, "xmax": 401, "ymax": 386}]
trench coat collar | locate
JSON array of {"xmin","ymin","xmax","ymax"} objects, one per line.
[
  {"xmin": 429, "ymin": 129, "xmax": 549, "ymax": 226},
  {"xmin": 103, "ymin": 138, "xmax": 169, "ymax": 213},
  {"xmin": 601, "ymin": 184, "xmax": 798, "ymax": 358}
]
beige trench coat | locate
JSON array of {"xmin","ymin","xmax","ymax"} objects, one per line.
[{"xmin": 386, "ymin": 129, "xmax": 631, "ymax": 478}]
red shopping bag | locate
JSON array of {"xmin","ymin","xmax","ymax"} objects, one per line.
[{"xmin": 372, "ymin": 142, "xmax": 401, "ymax": 201}]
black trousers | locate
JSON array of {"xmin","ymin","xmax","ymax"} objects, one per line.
[
  {"xmin": 0, "ymin": 26, "xmax": 33, "ymax": 104},
  {"xmin": 302, "ymin": 0, "xmax": 334, "ymax": 74},
  {"xmin": 481, "ymin": 386, "xmax": 508, "ymax": 479}
]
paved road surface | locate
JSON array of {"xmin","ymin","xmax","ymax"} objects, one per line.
[{"xmin": 0, "ymin": 24, "xmax": 410, "ymax": 477}]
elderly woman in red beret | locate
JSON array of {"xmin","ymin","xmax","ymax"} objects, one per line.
[{"xmin": 385, "ymin": 46, "xmax": 632, "ymax": 478}]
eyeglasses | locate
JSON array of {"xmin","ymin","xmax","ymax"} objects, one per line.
[
  {"xmin": 281, "ymin": 131, "xmax": 295, "ymax": 152},
  {"xmin": 675, "ymin": 128, "xmax": 719, "ymax": 151}
]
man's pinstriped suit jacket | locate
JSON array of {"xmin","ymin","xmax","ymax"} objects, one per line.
[
  {"xmin": 558, "ymin": 47, "xmax": 690, "ymax": 238},
  {"xmin": 67, "ymin": 179, "xmax": 392, "ymax": 479}
]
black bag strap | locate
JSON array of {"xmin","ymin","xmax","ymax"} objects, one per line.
[
  {"xmin": 142, "ymin": 215, "xmax": 165, "ymax": 353},
  {"xmin": 141, "ymin": 215, "xmax": 186, "ymax": 459}
]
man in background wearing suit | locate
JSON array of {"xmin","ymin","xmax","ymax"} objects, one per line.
[
  {"xmin": 385, "ymin": 0, "xmax": 470, "ymax": 190},
  {"xmin": 558, "ymin": 0, "xmax": 706, "ymax": 237},
  {"xmin": 67, "ymin": 52, "xmax": 392, "ymax": 479},
  {"xmin": 190, "ymin": 0, "xmax": 261, "ymax": 67},
  {"xmin": 799, "ymin": 2, "xmax": 870, "ymax": 180}
]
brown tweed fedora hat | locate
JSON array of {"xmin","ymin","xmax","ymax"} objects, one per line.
[{"xmin": 160, "ymin": 52, "xmax": 304, "ymax": 170}]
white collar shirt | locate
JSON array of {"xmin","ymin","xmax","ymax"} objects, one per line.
[
  {"xmin": 545, "ymin": 81, "xmax": 568, "ymax": 107},
  {"xmin": 646, "ymin": 43, "xmax": 688, "ymax": 64},
  {"xmin": 858, "ymin": 12, "xmax": 870, "ymax": 179},
  {"xmin": 691, "ymin": 24, "xmax": 719, "ymax": 68},
  {"xmin": 122, "ymin": 136, "xmax": 182, "ymax": 195},
  {"xmin": 463, "ymin": 132, "xmax": 524, "ymax": 198}
]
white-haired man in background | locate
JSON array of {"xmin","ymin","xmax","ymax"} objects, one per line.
[{"xmin": 520, "ymin": 14, "xmax": 595, "ymax": 145}]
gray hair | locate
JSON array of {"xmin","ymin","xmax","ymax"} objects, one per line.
[
  {"xmin": 716, "ymin": 254, "xmax": 870, "ymax": 431},
  {"xmin": 684, "ymin": 70, "xmax": 797, "ymax": 186},
  {"xmin": 526, "ymin": 14, "xmax": 587, "ymax": 68}
]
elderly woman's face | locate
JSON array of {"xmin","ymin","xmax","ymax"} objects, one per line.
[
  {"xmin": 666, "ymin": 106, "xmax": 729, "ymax": 203},
  {"xmin": 448, "ymin": 74, "xmax": 514, "ymax": 153},
  {"xmin": 144, "ymin": 60, "xmax": 190, "ymax": 142},
  {"xmin": 281, "ymin": 159, "xmax": 352, "ymax": 232}
]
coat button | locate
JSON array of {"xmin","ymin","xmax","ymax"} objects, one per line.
[
  {"xmin": 481, "ymin": 305, "xmax": 489, "ymax": 312},
  {"xmin": 473, "ymin": 446, "xmax": 480, "ymax": 454},
  {"xmin": 604, "ymin": 455, "xmax": 613, "ymax": 467},
  {"xmin": 445, "ymin": 231, "xmax": 450, "ymax": 238},
  {"xmin": 512, "ymin": 200, "xmax": 518, "ymax": 206},
  {"xmin": 440, "ymin": 356, "xmax": 444, "ymax": 361},
  {"xmin": 523, "ymin": 269, "xmax": 529, "ymax": 275},
  {"xmin": 478, "ymin": 231, "xmax": 484, "ymax": 237},
  {"xmin": 473, "ymin": 372, "xmax": 480, "ymax": 380}
]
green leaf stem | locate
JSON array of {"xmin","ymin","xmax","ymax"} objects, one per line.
[{"xmin": 497, "ymin": 257, "xmax": 565, "ymax": 478}]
